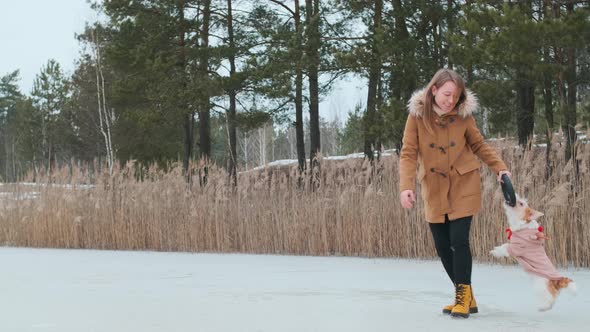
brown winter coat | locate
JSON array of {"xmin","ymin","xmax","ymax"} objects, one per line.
[{"xmin": 399, "ymin": 88, "xmax": 507, "ymax": 223}]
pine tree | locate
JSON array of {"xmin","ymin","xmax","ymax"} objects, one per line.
[
  {"xmin": 31, "ymin": 60, "xmax": 72, "ymax": 173},
  {"xmin": 0, "ymin": 71, "xmax": 22, "ymax": 181},
  {"xmin": 339, "ymin": 104, "xmax": 364, "ymax": 155}
]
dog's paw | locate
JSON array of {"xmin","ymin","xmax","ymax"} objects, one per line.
[
  {"xmin": 538, "ymin": 304, "xmax": 553, "ymax": 312},
  {"xmin": 490, "ymin": 248, "xmax": 504, "ymax": 257},
  {"xmin": 490, "ymin": 244, "xmax": 509, "ymax": 257},
  {"xmin": 538, "ymin": 298, "xmax": 556, "ymax": 312},
  {"xmin": 565, "ymin": 281, "xmax": 577, "ymax": 294}
]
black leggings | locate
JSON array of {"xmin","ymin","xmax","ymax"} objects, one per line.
[{"xmin": 428, "ymin": 215, "xmax": 472, "ymax": 285}]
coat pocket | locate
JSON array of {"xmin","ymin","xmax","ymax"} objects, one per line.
[
  {"xmin": 455, "ymin": 159, "xmax": 481, "ymax": 175},
  {"xmin": 453, "ymin": 159, "xmax": 481, "ymax": 197}
]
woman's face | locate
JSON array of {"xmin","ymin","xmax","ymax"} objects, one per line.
[{"xmin": 432, "ymin": 81, "xmax": 460, "ymax": 113}]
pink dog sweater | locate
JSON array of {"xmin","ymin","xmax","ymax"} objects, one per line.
[{"xmin": 506, "ymin": 227, "xmax": 563, "ymax": 280}]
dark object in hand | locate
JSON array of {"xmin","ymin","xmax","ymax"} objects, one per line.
[{"xmin": 501, "ymin": 174, "xmax": 516, "ymax": 207}]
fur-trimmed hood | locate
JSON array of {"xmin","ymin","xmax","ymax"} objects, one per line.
[{"xmin": 407, "ymin": 87, "xmax": 479, "ymax": 118}]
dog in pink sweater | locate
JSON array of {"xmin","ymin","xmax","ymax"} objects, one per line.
[{"xmin": 490, "ymin": 195, "xmax": 576, "ymax": 311}]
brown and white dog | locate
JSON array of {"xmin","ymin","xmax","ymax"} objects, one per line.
[{"xmin": 490, "ymin": 195, "xmax": 576, "ymax": 311}]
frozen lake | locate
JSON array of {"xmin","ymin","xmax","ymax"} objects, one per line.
[{"xmin": 1, "ymin": 247, "xmax": 588, "ymax": 331}]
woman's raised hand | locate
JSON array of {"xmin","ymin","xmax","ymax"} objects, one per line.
[{"xmin": 497, "ymin": 170, "xmax": 512, "ymax": 183}]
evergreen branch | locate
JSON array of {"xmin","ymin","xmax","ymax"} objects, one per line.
[
  {"xmin": 210, "ymin": 101, "xmax": 228, "ymax": 112},
  {"xmin": 319, "ymin": 69, "xmax": 349, "ymax": 93},
  {"xmin": 321, "ymin": 14, "xmax": 360, "ymax": 49},
  {"xmin": 207, "ymin": 33, "xmax": 228, "ymax": 41},
  {"xmin": 266, "ymin": 0, "xmax": 296, "ymax": 17},
  {"xmin": 235, "ymin": 96, "xmax": 251, "ymax": 112},
  {"xmin": 265, "ymin": 98, "xmax": 292, "ymax": 115},
  {"xmin": 321, "ymin": 36, "xmax": 366, "ymax": 41},
  {"xmin": 318, "ymin": 65, "xmax": 364, "ymax": 72}
]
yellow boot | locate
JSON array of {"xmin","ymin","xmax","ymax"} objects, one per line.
[
  {"xmin": 450, "ymin": 284, "xmax": 473, "ymax": 318},
  {"xmin": 442, "ymin": 285, "xmax": 478, "ymax": 314}
]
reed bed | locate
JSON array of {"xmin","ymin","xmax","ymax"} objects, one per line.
[{"xmin": 0, "ymin": 137, "xmax": 589, "ymax": 267}]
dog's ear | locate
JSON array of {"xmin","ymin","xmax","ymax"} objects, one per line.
[{"xmin": 525, "ymin": 208, "xmax": 544, "ymax": 221}]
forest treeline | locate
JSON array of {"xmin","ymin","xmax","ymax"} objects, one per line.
[{"xmin": 1, "ymin": 0, "xmax": 589, "ymax": 184}]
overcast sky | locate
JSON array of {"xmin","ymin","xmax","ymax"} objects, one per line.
[
  {"xmin": 0, "ymin": 0, "xmax": 366, "ymax": 123},
  {"xmin": 0, "ymin": 0, "xmax": 96, "ymax": 92}
]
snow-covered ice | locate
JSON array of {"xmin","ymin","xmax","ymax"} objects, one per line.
[
  {"xmin": 0, "ymin": 191, "xmax": 40, "ymax": 200},
  {"xmin": 0, "ymin": 182, "xmax": 94, "ymax": 189},
  {"xmin": 246, "ymin": 149, "xmax": 398, "ymax": 171},
  {"xmin": 0, "ymin": 247, "xmax": 588, "ymax": 332}
]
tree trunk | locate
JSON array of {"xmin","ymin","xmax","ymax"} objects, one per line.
[
  {"xmin": 543, "ymin": 50, "xmax": 554, "ymax": 178},
  {"xmin": 564, "ymin": 3, "xmax": 577, "ymax": 165},
  {"xmin": 514, "ymin": 0, "xmax": 535, "ymax": 147},
  {"xmin": 542, "ymin": 0, "xmax": 553, "ymax": 179},
  {"xmin": 391, "ymin": 0, "xmax": 413, "ymax": 152},
  {"xmin": 553, "ymin": 2, "xmax": 568, "ymax": 160},
  {"xmin": 177, "ymin": 1, "xmax": 193, "ymax": 178},
  {"xmin": 305, "ymin": 0, "xmax": 321, "ymax": 187},
  {"xmin": 432, "ymin": 18, "xmax": 442, "ymax": 68},
  {"xmin": 3, "ymin": 135, "xmax": 12, "ymax": 182},
  {"xmin": 198, "ymin": 0, "xmax": 212, "ymax": 161},
  {"xmin": 447, "ymin": 0, "xmax": 454, "ymax": 69},
  {"xmin": 227, "ymin": 0, "xmax": 238, "ymax": 187},
  {"xmin": 392, "ymin": 0, "xmax": 409, "ymax": 96},
  {"xmin": 11, "ymin": 140, "xmax": 16, "ymax": 181},
  {"xmin": 363, "ymin": 0, "xmax": 383, "ymax": 161},
  {"xmin": 198, "ymin": 0, "xmax": 212, "ymax": 186},
  {"xmin": 516, "ymin": 77, "xmax": 535, "ymax": 146},
  {"xmin": 92, "ymin": 29, "xmax": 114, "ymax": 176},
  {"xmin": 294, "ymin": 0, "xmax": 306, "ymax": 176}
]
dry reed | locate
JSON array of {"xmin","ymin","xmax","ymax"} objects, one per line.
[{"xmin": 0, "ymin": 139, "xmax": 588, "ymax": 267}]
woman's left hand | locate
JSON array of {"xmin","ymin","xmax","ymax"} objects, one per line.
[{"xmin": 497, "ymin": 170, "xmax": 512, "ymax": 183}]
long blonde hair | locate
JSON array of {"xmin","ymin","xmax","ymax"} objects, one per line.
[{"xmin": 423, "ymin": 69, "xmax": 467, "ymax": 134}]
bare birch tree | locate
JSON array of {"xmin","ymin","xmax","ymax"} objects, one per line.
[{"xmin": 91, "ymin": 30, "xmax": 114, "ymax": 175}]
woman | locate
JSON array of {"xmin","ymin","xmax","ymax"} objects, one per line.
[{"xmin": 399, "ymin": 69, "xmax": 511, "ymax": 318}]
